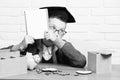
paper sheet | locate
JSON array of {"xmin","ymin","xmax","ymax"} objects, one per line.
[{"xmin": 24, "ymin": 9, "xmax": 48, "ymax": 39}]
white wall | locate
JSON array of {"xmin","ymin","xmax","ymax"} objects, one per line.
[{"xmin": 0, "ymin": 0, "xmax": 120, "ymax": 64}]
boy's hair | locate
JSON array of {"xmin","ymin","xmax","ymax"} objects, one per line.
[{"xmin": 48, "ymin": 10, "xmax": 68, "ymax": 23}]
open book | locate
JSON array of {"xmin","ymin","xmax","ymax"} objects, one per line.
[{"xmin": 24, "ymin": 9, "xmax": 48, "ymax": 39}]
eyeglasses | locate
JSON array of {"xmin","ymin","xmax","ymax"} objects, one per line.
[{"xmin": 49, "ymin": 26, "xmax": 67, "ymax": 35}]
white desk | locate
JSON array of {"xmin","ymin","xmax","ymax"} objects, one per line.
[{"xmin": 2, "ymin": 64, "xmax": 120, "ymax": 80}]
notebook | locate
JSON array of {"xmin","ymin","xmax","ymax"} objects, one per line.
[{"xmin": 24, "ymin": 9, "xmax": 48, "ymax": 39}]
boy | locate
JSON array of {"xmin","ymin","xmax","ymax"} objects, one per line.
[{"xmin": 11, "ymin": 7, "xmax": 86, "ymax": 70}]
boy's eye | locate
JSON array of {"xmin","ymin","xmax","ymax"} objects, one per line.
[
  {"xmin": 60, "ymin": 29, "xmax": 64, "ymax": 32},
  {"xmin": 50, "ymin": 26, "xmax": 56, "ymax": 30},
  {"xmin": 52, "ymin": 26, "xmax": 56, "ymax": 30}
]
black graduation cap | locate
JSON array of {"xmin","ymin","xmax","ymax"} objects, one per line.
[{"xmin": 40, "ymin": 6, "xmax": 76, "ymax": 23}]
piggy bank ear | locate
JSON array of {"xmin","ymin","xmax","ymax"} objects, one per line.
[
  {"xmin": 26, "ymin": 52, "xmax": 37, "ymax": 70},
  {"xmin": 33, "ymin": 54, "xmax": 42, "ymax": 63}
]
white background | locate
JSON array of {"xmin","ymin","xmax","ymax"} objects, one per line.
[{"xmin": 0, "ymin": 0, "xmax": 120, "ymax": 64}]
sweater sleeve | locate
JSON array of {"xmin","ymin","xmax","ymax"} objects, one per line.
[
  {"xmin": 60, "ymin": 42, "xmax": 86, "ymax": 68},
  {"xmin": 20, "ymin": 41, "xmax": 38, "ymax": 55},
  {"xmin": 20, "ymin": 39, "xmax": 43, "ymax": 55}
]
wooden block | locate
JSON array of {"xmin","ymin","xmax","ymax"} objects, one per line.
[
  {"xmin": 88, "ymin": 51, "xmax": 112, "ymax": 74},
  {"xmin": 0, "ymin": 49, "xmax": 20, "ymax": 58},
  {"xmin": 0, "ymin": 54, "xmax": 27, "ymax": 78}
]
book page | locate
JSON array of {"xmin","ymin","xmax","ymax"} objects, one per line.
[{"xmin": 24, "ymin": 9, "xmax": 48, "ymax": 39}]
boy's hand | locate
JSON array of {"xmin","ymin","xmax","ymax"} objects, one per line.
[
  {"xmin": 22, "ymin": 35, "xmax": 34, "ymax": 48},
  {"xmin": 44, "ymin": 30, "xmax": 59, "ymax": 41},
  {"xmin": 10, "ymin": 35, "xmax": 34, "ymax": 51}
]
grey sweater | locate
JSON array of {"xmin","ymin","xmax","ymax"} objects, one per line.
[{"xmin": 21, "ymin": 39, "xmax": 86, "ymax": 68}]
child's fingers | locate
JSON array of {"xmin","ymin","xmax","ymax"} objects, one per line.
[{"xmin": 44, "ymin": 31, "xmax": 50, "ymax": 40}]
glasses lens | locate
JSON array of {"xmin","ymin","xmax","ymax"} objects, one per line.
[
  {"xmin": 58, "ymin": 30, "xmax": 67, "ymax": 35},
  {"xmin": 50, "ymin": 26, "xmax": 67, "ymax": 35}
]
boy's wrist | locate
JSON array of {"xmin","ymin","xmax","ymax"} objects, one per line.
[
  {"xmin": 19, "ymin": 44, "xmax": 26, "ymax": 51},
  {"xmin": 53, "ymin": 38, "xmax": 66, "ymax": 48}
]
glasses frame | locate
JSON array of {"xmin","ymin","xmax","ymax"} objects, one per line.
[{"xmin": 50, "ymin": 26, "xmax": 67, "ymax": 35}]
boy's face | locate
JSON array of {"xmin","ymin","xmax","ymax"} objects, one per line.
[{"xmin": 49, "ymin": 17, "xmax": 67, "ymax": 38}]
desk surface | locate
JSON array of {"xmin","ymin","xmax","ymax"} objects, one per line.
[{"xmin": 2, "ymin": 64, "xmax": 120, "ymax": 80}]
